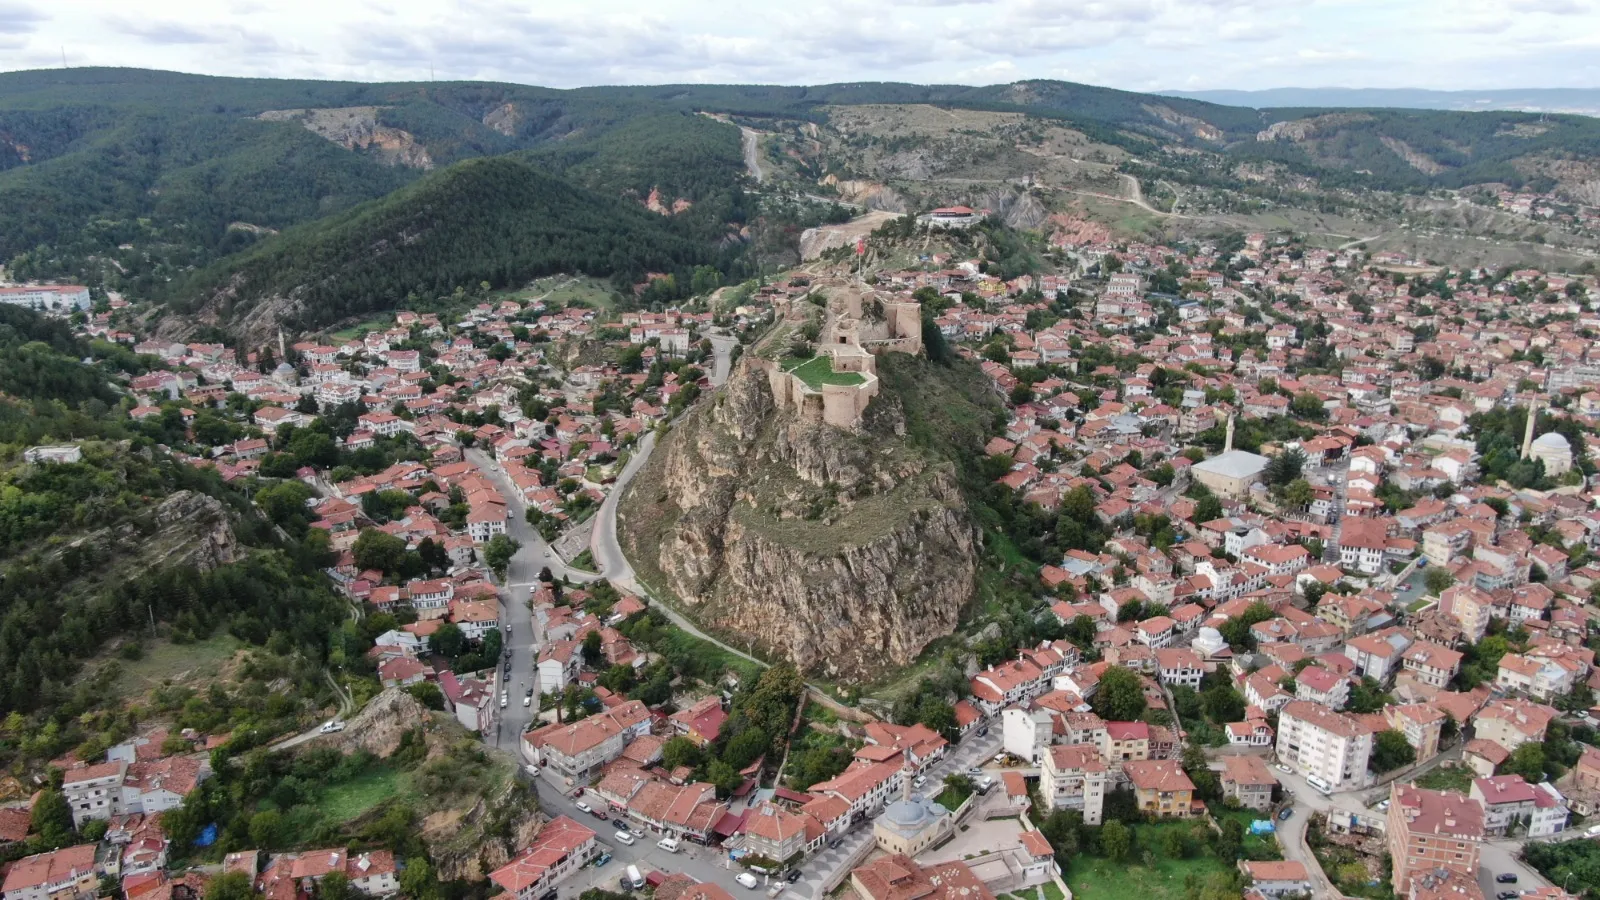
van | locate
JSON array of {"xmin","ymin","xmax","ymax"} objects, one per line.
[
  {"xmin": 1306, "ymin": 775, "xmax": 1333, "ymax": 795},
  {"xmin": 1586, "ymin": 824, "xmax": 1600, "ymax": 837},
  {"xmin": 657, "ymin": 838, "xmax": 680, "ymax": 853},
  {"xmin": 624, "ymin": 865, "xmax": 645, "ymax": 890}
]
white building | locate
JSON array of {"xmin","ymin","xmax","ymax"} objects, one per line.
[
  {"xmin": 1002, "ymin": 707, "xmax": 1054, "ymax": 764},
  {"xmin": 0, "ymin": 285, "xmax": 91, "ymax": 311},
  {"xmin": 1039, "ymin": 744, "xmax": 1107, "ymax": 825},
  {"xmin": 1276, "ymin": 700, "xmax": 1372, "ymax": 792}
]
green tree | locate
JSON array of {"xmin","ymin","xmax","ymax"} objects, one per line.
[
  {"xmin": 433, "ymin": 623, "xmax": 466, "ymax": 659},
  {"xmin": 406, "ymin": 681, "xmax": 447, "ymax": 711},
  {"xmin": 1194, "ymin": 493, "xmax": 1224, "ymax": 523},
  {"xmin": 1264, "ymin": 448, "xmax": 1306, "ymax": 486},
  {"xmin": 1090, "ymin": 666, "xmax": 1147, "ymax": 722},
  {"xmin": 205, "ymin": 873, "xmax": 257, "ymax": 900},
  {"xmin": 1101, "ymin": 820, "xmax": 1131, "ymax": 861},
  {"xmin": 29, "ymin": 789, "xmax": 73, "ymax": 848},
  {"xmin": 1216, "ymin": 817, "xmax": 1243, "ymax": 861},
  {"xmin": 319, "ymin": 872, "xmax": 352, "ymax": 900},
  {"xmin": 582, "ymin": 630, "xmax": 604, "ymax": 666},
  {"xmin": 1502, "ymin": 742, "xmax": 1546, "ymax": 783},
  {"xmin": 1281, "ymin": 478, "xmax": 1314, "ymax": 509},
  {"xmin": 483, "ymin": 534, "xmax": 521, "ymax": 579},
  {"xmin": 353, "ymin": 529, "xmax": 408, "ymax": 574},
  {"xmin": 662, "ymin": 736, "xmax": 702, "ymax": 771},
  {"xmin": 1425, "ymin": 567, "xmax": 1454, "ymax": 596},
  {"xmin": 248, "ymin": 809, "xmax": 283, "ymax": 848},
  {"xmin": 1371, "ymin": 730, "xmax": 1416, "ymax": 773}
]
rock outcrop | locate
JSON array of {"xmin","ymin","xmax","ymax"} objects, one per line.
[
  {"xmin": 332, "ymin": 688, "xmax": 437, "ymax": 759},
  {"xmin": 256, "ymin": 107, "xmax": 434, "ymax": 169},
  {"xmin": 623, "ymin": 354, "xmax": 978, "ymax": 680}
]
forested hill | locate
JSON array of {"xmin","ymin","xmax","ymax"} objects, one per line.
[{"xmin": 170, "ymin": 156, "xmax": 713, "ymax": 336}]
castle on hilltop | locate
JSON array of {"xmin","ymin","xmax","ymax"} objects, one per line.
[{"xmin": 762, "ymin": 285, "xmax": 923, "ymax": 430}]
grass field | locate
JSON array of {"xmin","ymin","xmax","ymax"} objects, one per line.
[
  {"xmin": 784, "ymin": 355, "xmax": 865, "ymax": 388},
  {"xmin": 109, "ymin": 634, "xmax": 242, "ymax": 698},
  {"xmin": 328, "ymin": 316, "xmax": 393, "ymax": 342},
  {"xmin": 1209, "ymin": 805, "xmax": 1285, "ymax": 860},
  {"xmin": 1064, "ymin": 849, "xmax": 1231, "ymax": 900},
  {"xmin": 317, "ymin": 767, "xmax": 415, "ymax": 822},
  {"xmin": 1414, "ymin": 765, "xmax": 1473, "ymax": 794}
]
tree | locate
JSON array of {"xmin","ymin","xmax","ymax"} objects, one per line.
[
  {"xmin": 319, "ymin": 872, "xmax": 352, "ymax": 900},
  {"xmin": 30, "ymin": 789, "xmax": 73, "ymax": 848},
  {"xmin": 1101, "ymin": 820, "xmax": 1131, "ymax": 861},
  {"xmin": 1194, "ymin": 493, "xmax": 1223, "ymax": 524},
  {"xmin": 1502, "ymin": 742, "xmax": 1546, "ymax": 783},
  {"xmin": 1291, "ymin": 392, "xmax": 1327, "ymax": 420},
  {"xmin": 1264, "ymin": 448, "xmax": 1306, "ymax": 486},
  {"xmin": 1090, "ymin": 666, "xmax": 1147, "ymax": 722},
  {"xmin": 399, "ymin": 859, "xmax": 439, "ymax": 900},
  {"xmin": 483, "ymin": 534, "xmax": 521, "ymax": 579},
  {"xmin": 1371, "ymin": 730, "xmax": 1416, "ymax": 773},
  {"xmin": 582, "ymin": 630, "xmax": 604, "ymax": 666},
  {"xmin": 1215, "ymin": 817, "xmax": 1243, "ymax": 861},
  {"xmin": 1425, "ymin": 567, "xmax": 1454, "ymax": 596},
  {"xmin": 205, "ymin": 873, "xmax": 257, "ymax": 900},
  {"xmin": 433, "ymin": 623, "xmax": 466, "ymax": 659},
  {"xmin": 353, "ymin": 529, "xmax": 408, "ymax": 574},
  {"xmin": 1281, "ymin": 478, "xmax": 1315, "ymax": 509},
  {"xmin": 248, "ymin": 810, "xmax": 283, "ymax": 848},
  {"xmin": 406, "ymin": 681, "xmax": 447, "ymax": 710},
  {"xmin": 662, "ymin": 736, "xmax": 702, "ymax": 771}
]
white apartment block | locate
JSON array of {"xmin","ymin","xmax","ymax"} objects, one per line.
[
  {"xmin": 1276, "ymin": 701, "xmax": 1372, "ymax": 792},
  {"xmin": 1039, "ymin": 744, "xmax": 1107, "ymax": 825}
]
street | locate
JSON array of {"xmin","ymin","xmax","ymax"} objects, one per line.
[
  {"xmin": 532, "ymin": 725, "xmax": 1001, "ymax": 900},
  {"xmin": 468, "ymin": 447, "xmax": 598, "ymax": 752}
]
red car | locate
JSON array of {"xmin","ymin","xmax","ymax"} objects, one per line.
[{"xmin": 573, "ymin": 787, "xmax": 585, "ymax": 798}]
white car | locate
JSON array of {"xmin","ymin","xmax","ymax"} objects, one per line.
[
  {"xmin": 318, "ymin": 720, "xmax": 344, "ymax": 734},
  {"xmin": 736, "ymin": 873, "xmax": 759, "ymax": 890},
  {"xmin": 575, "ymin": 801, "xmax": 593, "ymax": 814},
  {"xmin": 523, "ymin": 695, "xmax": 532, "ymax": 707},
  {"xmin": 614, "ymin": 830, "xmax": 635, "ymax": 846}
]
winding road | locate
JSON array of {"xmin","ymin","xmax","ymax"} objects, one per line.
[
  {"xmin": 584, "ymin": 334, "xmax": 767, "ymax": 669},
  {"xmin": 740, "ymin": 127, "xmax": 765, "ymax": 184}
]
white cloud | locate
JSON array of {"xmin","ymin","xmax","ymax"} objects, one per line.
[{"xmin": 0, "ymin": 0, "xmax": 1594, "ymax": 92}]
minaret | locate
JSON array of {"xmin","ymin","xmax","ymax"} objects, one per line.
[
  {"xmin": 1224, "ymin": 412, "xmax": 1236, "ymax": 454},
  {"xmin": 1521, "ymin": 399, "xmax": 1539, "ymax": 460},
  {"xmin": 901, "ymin": 761, "xmax": 915, "ymax": 802}
]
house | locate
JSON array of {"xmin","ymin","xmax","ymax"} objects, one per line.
[
  {"xmin": 850, "ymin": 856, "xmax": 996, "ymax": 900},
  {"xmin": 1, "ymin": 846, "xmax": 100, "ymax": 900},
  {"xmin": 487, "ymin": 817, "xmax": 598, "ymax": 900},
  {"xmin": 669, "ymin": 696, "xmax": 728, "ymax": 747},
  {"xmin": 1039, "ymin": 744, "xmax": 1107, "ymax": 825},
  {"xmin": 741, "ymin": 801, "xmax": 824, "ymax": 862},
  {"xmin": 1155, "ymin": 648, "xmax": 1203, "ymax": 689},
  {"xmin": 1237, "ymin": 861, "xmax": 1311, "ymax": 899},
  {"xmin": 809, "ymin": 761, "xmax": 902, "ymax": 819},
  {"xmin": 1122, "ymin": 760, "xmax": 1201, "ymax": 819},
  {"xmin": 1473, "ymin": 699, "xmax": 1559, "ymax": 752},
  {"xmin": 1401, "ymin": 642, "xmax": 1463, "ymax": 690},
  {"xmin": 1220, "ymin": 755, "xmax": 1278, "ymax": 811},
  {"xmin": 1386, "ymin": 704, "xmax": 1446, "ymax": 760},
  {"xmin": 1470, "ymin": 775, "xmax": 1569, "ymax": 838},
  {"xmin": 1294, "ymin": 665, "xmax": 1349, "ymax": 710},
  {"xmin": 522, "ymin": 700, "xmax": 651, "ymax": 778},
  {"xmin": 63, "ymin": 758, "xmax": 208, "ymax": 828},
  {"xmin": 1387, "ymin": 783, "xmax": 1484, "ymax": 894}
]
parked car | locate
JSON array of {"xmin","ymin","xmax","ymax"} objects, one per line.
[
  {"xmin": 523, "ymin": 695, "xmax": 532, "ymax": 707},
  {"xmin": 573, "ymin": 787, "xmax": 585, "ymax": 797},
  {"xmin": 593, "ymin": 853, "xmax": 612, "ymax": 867},
  {"xmin": 736, "ymin": 873, "xmax": 759, "ymax": 890},
  {"xmin": 657, "ymin": 838, "xmax": 680, "ymax": 853},
  {"xmin": 966, "ymin": 767, "xmax": 983, "ymax": 778},
  {"xmin": 319, "ymin": 720, "xmax": 344, "ymax": 734},
  {"xmin": 1498, "ymin": 893, "xmax": 1520, "ymax": 900},
  {"xmin": 575, "ymin": 801, "xmax": 593, "ymax": 814},
  {"xmin": 827, "ymin": 838, "xmax": 844, "ymax": 850},
  {"xmin": 1496, "ymin": 874, "xmax": 1518, "ymax": 884},
  {"xmin": 614, "ymin": 830, "xmax": 635, "ymax": 846},
  {"xmin": 524, "ymin": 764, "xmax": 540, "ymax": 777},
  {"xmin": 1277, "ymin": 808, "xmax": 1293, "ymax": 821},
  {"xmin": 785, "ymin": 870, "xmax": 802, "ymax": 883},
  {"xmin": 976, "ymin": 726, "xmax": 988, "ymax": 737},
  {"xmin": 591, "ymin": 809, "xmax": 609, "ymax": 821},
  {"xmin": 913, "ymin": 775, "xmax": 928, "ymax": 788}
]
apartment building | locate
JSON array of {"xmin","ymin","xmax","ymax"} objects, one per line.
[
  {"xmin": 1039, "ymin": 744, "xmax": 1107, "ymax": 825},
  {"xmin": 0, "ymin": 845, "xmax": 99, "ymax": 900},
  {"xmin": 1470, "ymin": 775, "xmax": 1569, "ymax": 838},
  {"xmin": 1401, "ymin": 642, "xmax": 1463, "ymax": 689},
  {"xmin": 488, "ymin": 817, "xmax": 598, "ymax": 900},
  {"xmin": 1474, "ymin": 699, "xmax": 1559, "ymax": 753},
  {"xmin": 62, "ymin": 757, "xmax": 208, "ymax": 828},
  {"xmin": 1386, "ymin": 704, "xmax": 1446, "ymax": 760},
  {"xmin": 1387, "ymin": 783, "xmax": 1484, "ymax": 894},
  {"xmin": 1276, "ymin": 701, "xmax": 1373, "ymax": 792},
  {"xmin": 522, "ymin": 700, "xmax": 651, "ymax": 777}
]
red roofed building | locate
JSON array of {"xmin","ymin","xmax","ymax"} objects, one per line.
[
  {"xmin": 488, "ymin": 817, "xmax": 598, "ymax": 900},
  {"xmin": 2, "ymin": 845, "xmax": 100, "ymax": 900}
]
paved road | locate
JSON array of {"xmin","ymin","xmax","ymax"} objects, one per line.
[
  {"xmin": 468, "ymin": 447, "xmax": 598, "ymax": 751},
  {"xmin": 740, "ymin": 128, "xmax": 764, "ymax": 184},
  {"xmin": 536, "ymin": 728, "xmax": 1002, "ymax": 900}
]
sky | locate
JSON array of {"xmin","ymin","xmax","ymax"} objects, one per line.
[{"xmin": 1, "ymin": 0, "xmax": 1598, "ymax": 92}]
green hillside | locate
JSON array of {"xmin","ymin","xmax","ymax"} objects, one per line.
[{"xmin": 170, "ymin": 155, "xmax": 713, "ymax": 330}]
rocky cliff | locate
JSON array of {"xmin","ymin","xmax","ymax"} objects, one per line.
[{"xmin": 621, "ymin": 353, "xmax": 983, "ymax": 680}]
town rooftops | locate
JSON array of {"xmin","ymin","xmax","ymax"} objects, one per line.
[
  {"xmin": 1281, "ymin": 700, "xmax": 1370, "ymax": 738},
  {"xmin": 488, "ymin": 816, "xmax": 597, "ymax": 894},
  {"xmin": 1392, "ymin": 783, "xmax": 1485, "ymax": 840}
]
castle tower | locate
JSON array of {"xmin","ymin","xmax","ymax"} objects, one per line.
[
  {"xmin": 1521, "ymin": 399, "xmax": 1539, "ymax": 460},
  {"xmin": 1224, "ymin": 412, "xmax": 1236, "ymax": 454}
]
